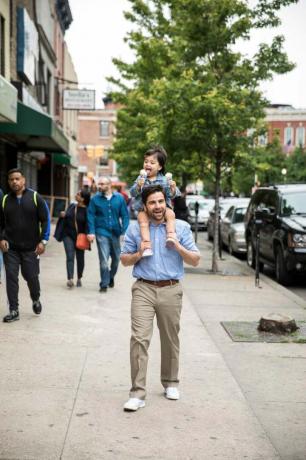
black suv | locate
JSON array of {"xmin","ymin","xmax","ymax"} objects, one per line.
[{"xmin": 245, "ymin": 184, "xmax": 306, "ymax": 286}]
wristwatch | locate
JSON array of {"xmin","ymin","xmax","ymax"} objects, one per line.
[{"xmin": 41, "ymin": 240, "xmax": 48, "ymax": 246}]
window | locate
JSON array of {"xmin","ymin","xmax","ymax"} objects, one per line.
[
  {"xmin": 100, "ymin": 121, "xmax": 109, "ymax": 137},
  {"xmin": 232, "ymin": 207, "xmax": 247, "ymax": 224},
  {"xmin": 284, "ymin": 126, "xmax": 293, "ymax": 146},
  {"xmin": 0, "ymin": 15, "xmax": 5, "ymax": 76},
  {"xmin": 296, "ymin": 127, "xmax": 305, "ymax": 147},
  {"xmin": 99, "ymin": 149, "xmax": 109, "ymax": 166},
  {"xmin": 46, "ymin": 69, "xmax": 52, "ymax": 113},
  {"xmin": 258, "ymin": 134, "xmax": 267, "ymax": 146}
]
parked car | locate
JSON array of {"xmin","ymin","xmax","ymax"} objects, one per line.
[
  {"xmin": 187, "ymin": 199, "xmax": 214, "ymax": 230},
  {"xmin": 207, "ymin": 198, "xmax": 249, "ymax": 240},
  {"xmin": 245, "ymin": 184, "xmax": 306, "ymax": 286},
  {"xmin": 220, "ymin": 202, "xmax": 249, "ymax": 255}
]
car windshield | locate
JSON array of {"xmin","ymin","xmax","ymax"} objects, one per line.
[
  {"xmin": 281, "ymin": 192, "xmax": 306, "ymax": 215},
  {"xmin": 232, "ymin": 207, "xmax": 247, "ymax": 223}
]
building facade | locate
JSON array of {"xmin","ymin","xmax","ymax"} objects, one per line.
[
  {"xmin": 265, "ymin": 105, "xmax": 306, "ymax": 153},
  {"xmin": 0, "ymin": 0, "xmax": 77, "ymax": 217},
  {"xmin": 77, "ymin": 97, "xmax": 118, "ymax": 187}
]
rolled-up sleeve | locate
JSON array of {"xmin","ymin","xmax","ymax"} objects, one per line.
[
  {"xmin": 121, "ymin": 225, "xmax": 138, "ymax": 254},
  {"xmin": 179, "ymin": 224, "xmax": 200, "ymax": 252}
]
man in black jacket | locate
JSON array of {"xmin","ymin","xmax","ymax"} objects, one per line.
[{"xmin": 0, "ymin": 169, "xmax": 50, "ymax": 323}]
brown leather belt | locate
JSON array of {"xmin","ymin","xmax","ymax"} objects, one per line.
[{"xmin": 138, "ymin": 278, "xmax": 179, "ymax": 287}]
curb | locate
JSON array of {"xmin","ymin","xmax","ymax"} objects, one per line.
[{"xmin": 199, "ymin": 238, "xmax": 306, "ymax": 311}]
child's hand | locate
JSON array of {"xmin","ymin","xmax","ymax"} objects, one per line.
[
  {"xmin": 137, "ymin": 178, "xmax": 145, "ymax": 190},
  {"xmin": 170, "ymin": 180, "xmax": 176, "ymax": 196}
]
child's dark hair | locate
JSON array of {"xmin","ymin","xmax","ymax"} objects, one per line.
[
  {"xmin": 142, "ymin": 185, "xmax": 166, "ymax": 205},
  {"xmin": 144, "ymin": 146, "xmax": 167, "ymax": 174}
]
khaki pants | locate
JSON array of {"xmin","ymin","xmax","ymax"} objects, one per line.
[{"xmin": 129, "ymin": 280, "xmax": 183, "ymax": 399}]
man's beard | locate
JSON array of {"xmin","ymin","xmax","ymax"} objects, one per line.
[{"xmin": 147, "ymin": 208, "xmax": 166, "ymax": 221}]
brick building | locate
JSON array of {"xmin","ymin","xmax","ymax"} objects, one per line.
[
  {"xmin": 263, "ymin": 105, "xmax": 306, "ymax": 152},
  {"xmin": 77, "ymin": 97, "xmax": 119, "ymax": 187}
]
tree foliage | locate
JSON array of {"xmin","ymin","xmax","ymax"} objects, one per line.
[{"xmin": 110, "ymin": 0, "xmax": 297, "ymax": 271}]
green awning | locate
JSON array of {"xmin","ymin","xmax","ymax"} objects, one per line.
[
  {"xmin": 53, "ymin": 153, "xmax": 71, "ymax": 165},
  {"xmin": 0, "ymin": 102, "xmax": 69, "ymax": 153}
]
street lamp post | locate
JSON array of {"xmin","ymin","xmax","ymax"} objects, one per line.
[{"xmin": 281, "ymin": 168, "xmax": 287, "ymax": 184}]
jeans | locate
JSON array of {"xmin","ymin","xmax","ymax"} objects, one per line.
[
  {"xmin": 4, "ymin": 249, "xmax": 40, "ymax": 311},
  {"xmin": 63, "ymin": 236, "xmax": 85, "ymax": 280},
  {"xmin": 96, "ymin": 234, "xmax": 121, "ymax": 288}
]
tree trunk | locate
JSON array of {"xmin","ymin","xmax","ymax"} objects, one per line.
[
  {"xmin": 258, "ymin": 313, "xmax": 298, "ymax": 334},
  {"xmin": 212, "ymin": 153, "xmax": 222, "ymax": 273}
]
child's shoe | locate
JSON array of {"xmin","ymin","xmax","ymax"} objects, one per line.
[{"xmin": 166, "ymin": 233, "xmax": 177, "ymax": 249}]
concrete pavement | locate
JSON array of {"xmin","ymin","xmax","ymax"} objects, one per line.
[{"xmin": 0, "ymin": 231, "xmax": 305, "ymax": 459}]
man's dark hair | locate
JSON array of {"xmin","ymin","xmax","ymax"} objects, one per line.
[
  {"xmin": 8, "ymin": 168, "xmax": 24, "ymax": 178},
  {"xmin": 80, "ymin": 189, "xmax": 91, "ymax": 206},
  {"xmin": 142, "ymin": 185, "xmax": 166, "ymax": 205},
  {"xmin": 144, "ymin": 145, "xmax": 167, "ymax": 174}
]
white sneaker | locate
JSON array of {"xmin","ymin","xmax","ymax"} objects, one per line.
[
  {"xmin": 123, "ymin": 398, "xmax": 146, "ymax": 412},
  {"xmin": 164, "ymin": 387, "xmax": 180, "ymax": 400},
  {"xmin": 142, "ymin": 248, "xmax": 153, "ymax": 257}
]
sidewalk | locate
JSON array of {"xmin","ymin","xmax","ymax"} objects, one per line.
[{"xmin": 0, "ymin": 232, "xmax": 305, "ymax": 460}]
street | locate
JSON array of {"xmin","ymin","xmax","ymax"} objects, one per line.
[{"xmin": 0, "ymin": 232, "xmax": 306, "ymax": 459}]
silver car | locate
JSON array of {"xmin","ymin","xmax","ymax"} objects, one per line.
[
  {"xmin": 187, "ymin": 199, "xmax": 214, "ymax": 230},
  {"xmin": 207, "ymin": 198, "xmax": 250, "ymax": 241},
  {"xmin": 220, "ymin": 203, "xmax": 250, "ymax": 255}
]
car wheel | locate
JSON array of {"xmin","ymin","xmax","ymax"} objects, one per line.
[
  {"xmin": 246, "ymin": 238, "xmax": 255, "ymax": 268},
  {"xmin": 275, "ymin": 246, "xmax": 293, "ymax": 286}
]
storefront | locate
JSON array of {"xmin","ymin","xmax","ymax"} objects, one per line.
[
  {"xmin": 0, "ymin": 75, "xmax": 18, "ymax": 190},
  {"xmin": 0, "ymin": 101, "xmax": 70, "ymax": 210}
]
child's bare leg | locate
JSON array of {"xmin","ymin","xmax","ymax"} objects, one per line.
[
  {"xmin": 165, "ymin": 208, "xmax": 177, "ymax": 248},
  {"xmin": 138, "ymin": 210, "xmax": 153, "ymax": 256}
]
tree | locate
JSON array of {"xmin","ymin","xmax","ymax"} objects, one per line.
[
  {"xmin": 110, "ymin": 0, "xmax": 297, "ymax": 271},
  {"xmin": 231, "ymin": 137, "xmax": 287, "ymax": 195},
  {"xmin": 286, "ymin": 147, "xmax": 306, "ymax": 182}
]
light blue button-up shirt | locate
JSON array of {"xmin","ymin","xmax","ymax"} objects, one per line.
[{"xmin": 121, "ymin": 219, "xmax": 199, "ymax": 280}]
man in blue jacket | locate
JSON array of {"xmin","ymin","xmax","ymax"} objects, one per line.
[{"xmin": 87, "ymin": 176, "xmax": 129, "ymax": 292}]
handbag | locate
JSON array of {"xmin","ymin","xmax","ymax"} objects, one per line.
[
  {"xmin": 74, "ymin": 206, "xmax": 90, "ymax": 250},
  {"xmin": 54, "ymin": 217, "xmax": 64, "ymax": 242},
  {"xmin": 76, "ymin": 233, "xmax": 90, "ymax": 250}
]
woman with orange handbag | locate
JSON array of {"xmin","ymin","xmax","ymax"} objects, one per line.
[{"xmin": 61, "ymin": 189, "xmax": 91, "ymax": 288}]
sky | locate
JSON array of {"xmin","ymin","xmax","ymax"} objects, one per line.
[{"xmin": 65, "ymin": 0, "xmax": 306, "ymax": 109}]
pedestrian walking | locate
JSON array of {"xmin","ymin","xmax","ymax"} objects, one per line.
[
  {"xmin": 173, "ymin": 187, "xmax": 189, "ymax": 222},
  {"xmin": 130, "ymin": 146, "xmax": 180, "ymax": 257},
  {"xmin": 121, "ymin": 185, "xmax": 200, "ymax": 411},
  {"xmin": 0, "ymin": 169, "xmax": 50, "ymax": 323},
  {"xmin": 60, "ymin": 189, "xmax": 91, "ymax": 288},
  {"xmin": 87, "ymin": 176, "xmax": 129, "ymax": 292}
]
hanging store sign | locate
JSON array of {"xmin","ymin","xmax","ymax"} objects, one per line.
[
  {"xmin": 17, "ymin": 8, "xmax": 39, "ymax": 85},
  {"xmin": 63, "ymin": 89, "xmax": 95, "ymax": 110}
]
